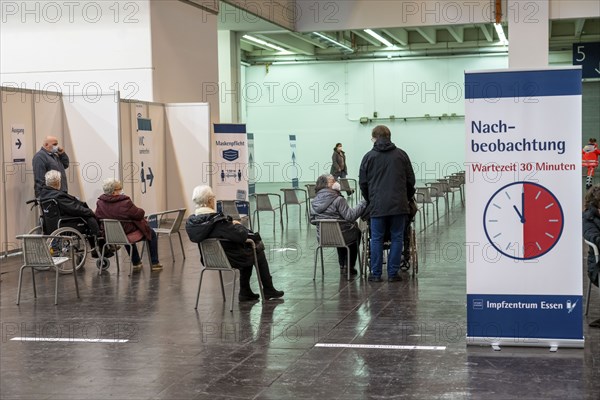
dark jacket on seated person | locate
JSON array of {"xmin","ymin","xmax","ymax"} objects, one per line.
[
  {"xmin": 583, "ymin": 205, "xmax": 600, "ymax": 287},
  {"xmin": 186, "ymin": 212, "xmax": 259, "ymax": 268},
  {"xmin": 38, "ymin": 185, "xmax": 99, "ymax": 235},
  {"xmin": 95, "ymin": 194, "xmax": 153, "ymax": 241}
]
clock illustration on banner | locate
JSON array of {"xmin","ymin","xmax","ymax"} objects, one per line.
[{"xmin": 483, "ymin": 181, "xmax": 564, "ymax": 260}]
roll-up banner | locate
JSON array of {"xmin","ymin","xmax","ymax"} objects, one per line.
[
  {"xmin": 289, "ymin": 134, "xmax": 298, "ymax": 188},
  {"xmin": 248, "ymin": 133, "xmax": 255, "ymax": 195},
  {"xmin": 213, "ymin": 124, "xmax": 248, "ymax": 202},
  {"xmin": 465, "ymin": 67, "xmax": 583, "ymax": 348}
]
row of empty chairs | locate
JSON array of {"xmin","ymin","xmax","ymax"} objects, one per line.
[{"xmin": 414, "ymin": 171, "xmax": 465, "ymax": 230}]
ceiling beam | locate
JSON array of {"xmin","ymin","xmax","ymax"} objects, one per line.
[
  {"xmin": 415, "ymin": 27, "xmax": 437, "ymax": 44},
  {"xmin": 288, "ymin": 32, "xmax": 329, "ymax": 49},
  {"xmin": 446, "ymin": 26, "xmax": 464, "ymax": 43},
  {"xmin": 479, "ymin": 24, "xmax": 493, "ymax": 42},
  {"xmin": 382, "ymin": 28, "xmax": 408, "ymax": 46},
  {"xmin": 352, "ymin": 30, "xmax": 383, "ymax": 47},
  {"xmin": 255, "ymin": 33, "xmax": 315, "ymax": 55},
  {"xmin": 575, "ymin": 18, "xmax": 586, "ymax": 38}
]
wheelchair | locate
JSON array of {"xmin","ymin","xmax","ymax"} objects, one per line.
[
  {"xmin": 26, "ymin": 198, "xmax": 112, "ymax": 273},
  {"xmin": 361, "ymin": 217, "xmax": 418, "ymax": 276}
]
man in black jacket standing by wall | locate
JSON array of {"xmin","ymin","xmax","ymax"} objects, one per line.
[
  {"xmin": 359, "ymin": 125, "xmax": 416, "ymax": 282},
  {"xmin": 33, "ymin": 135, "xmax": 69, "ymax": 198}
]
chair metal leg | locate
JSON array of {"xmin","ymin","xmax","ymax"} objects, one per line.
[
  {"xmin": 313, "ymin": 246, "xmax": 320, "ymax": 280},
  {"xmin": 230, "ymin": 270, "xmax": 237, "ymax": 312},
  {"xmin": 218, "ymin": 271, "xmax": 226, "ymax": 301},
  {"xmin": 253, "ymin": 262, "xmax": 265, "ymax": 303},
  {"xmin": 585, "ymin": 280, "xmax": 592, "ymax": 316},
  {"xmin": 54, "ymin": 264, "xmax": 59, "ymax": 305},
  {"xmin": 320, "ymin": 247, "xmax": 325, "ymax": 277},
  {"xmin": 346, "ymin": 246, "xmax": 351, "ymax": 281},
  {"xmin": 144, "ymin": 241, "xmax": 152, "ymax": 266},
  {"xmin": 177, "ymin": 232, "xmax": 186, "ymax": 259},
  {"xmin": 168, "ymin": 236, "xmax": 175, "ymax": 262},
  {"xmin": 16, "ymin": 265, "xmax": 28, "ymax": 305},
  {"xmin": 195, "ymin": 269, "xmax": 206, "ymax": 309},
  {"xmin": 72, "ymin": 258, "xmax": 80, "ymax": 299}
]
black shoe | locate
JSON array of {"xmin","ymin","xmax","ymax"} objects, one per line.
[
  {"xmin": 589, "ymin": 318, "xmax": 600, "ymax": 328},
  {"xmin": 239, "ymin": 293, "xmax": 260, "ymax": 302},
  {"xmin": 368, "ymin": 275, "xmax": 383, "ymax": 282},
  {"xmin": 349, "ymin": 268, "xmax": 358, "ymax": 275},
  {"xmin": 90, "ymin": 249, "xmax": 99, "ymax": 258},
  {"xmin": 340, "ymin": 266, "xmax": 347, "ymax": 274},
  {"xmin": 239, "ymin": 289, "xmax": 260, "ymax": 301},
  {"xmin": 263, "ymin": 288, "xmax": 284, "ymax": 299},
  {"xmin": 388, "ymin": 275, "xmax": 403, "ymax": 282}
]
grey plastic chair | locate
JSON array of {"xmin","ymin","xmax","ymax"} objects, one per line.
[
  {"xmin": 584, "ymin": 239, "xmax": 599, "ymax": 316},
  {"xmin": 305, "ymin": 184, "xmax": 317, "ymax": 210},
  {"xmin": 251, "ymin": 193, "xmax": 283, "ymax": 233},
  {"xmin": 100, "ymin": 219, "xmax": 152, "ymax": 275},
  {"xmin": 147, "ymin": 208, "xmax": 187, "ymax": 261},
  {"xmin": 415, "ymin": 186, "xmax": 439, "ymax": 228},
  {"xmin": 16, "ymin": 234, "xmax": 80, "ymax": 305},
  {"xmin": 280, "ymin": 188, "xmax": 308, "ymax": 226},
  {"xmin": 313, "ymin": 219, "xmax": 361, "ymax": 281},
  {"xmin": 339, "ymin": 178, "xmax": 358, "ymax": 204},
  {"xmin": 217, "ymin": 200, "xmax": 252, "ymax": 230},
  {"xmin": 196, "ymin": 238, "xmax": 264, "ymax": 312}
]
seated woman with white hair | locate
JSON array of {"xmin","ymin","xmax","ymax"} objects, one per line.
[
  {"xmin": 185, "ymin": 185, "xmax": 284, "ymax": 301},
  {"xmin": 95, "ymin": 178, "xmax": 162, "ymax": 272}
]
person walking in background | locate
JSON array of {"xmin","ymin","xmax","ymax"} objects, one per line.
[
  {"xmin": 330, "ymin": 143, "xmax": 347, "ymax": 180},
  {"xmin": 582, "ymin": 137, "xmax": 600, "ymax": 190},
  {"xmin": 330, "ymin": 142, "xmax": 354, "ymax": 195},
  {"xmin": 310, "ymin": 174, "xmax": 367, "ymax": 275},
  {"xmin": 359, "ymin": 125, "xmax": 416, "ymax": 282},
  {"xmin": 32, "ymin": 135, "xmax": 69, "ymax": 197}
]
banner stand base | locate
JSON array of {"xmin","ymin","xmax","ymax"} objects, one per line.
[{"xmin": 467, "ymin": 336, "xmax": 584, "ymax": 351}]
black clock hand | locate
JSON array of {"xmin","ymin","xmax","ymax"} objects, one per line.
[
  {"xmin": 513, "ymin": 205, "xmax": 524, "ymax": 222},
  {"xmin": 521, "ymin": 189, "xmax": 526, "ymax": 223}
]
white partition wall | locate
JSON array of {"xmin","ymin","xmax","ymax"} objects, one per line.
[
  {"xmin": 127, "ymin": 101, "xmax": 166, "ymax": 215},
  {"xmin": 0, "ymin": 95, "xmax": 5, "ymax": 256},
  {"xmin": 62, "ymin": 94, "xmax": 120, "ymax": 207},
  {"xmin": 1, "ymin": 89, "xmax": 37, "ymax": 253},
  {"xmin": 165, "ymin": 103, "xmax": 211, "ymax": 214}
]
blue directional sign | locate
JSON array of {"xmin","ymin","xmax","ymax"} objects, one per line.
[{"xmin": 573, "ymin": 42, "xmax": 600, "ymax": 79}]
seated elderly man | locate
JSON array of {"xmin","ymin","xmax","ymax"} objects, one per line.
[{"xmin": 38, "ymin": 170, "xmax": 101, "ymax": 251}]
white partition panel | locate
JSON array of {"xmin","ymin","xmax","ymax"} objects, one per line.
[
  {"xmin": 0, "ymin": 92, "xmax": 5, "ymax": 256},
  {"xmin": 1, "ymin": 89, "xmax": 36, "ymax": 252},
  {"xmin": 119, "ymin": 102, "xmax": 134, "ymax": 196},
  {"xmin": 129, "ymin": 102, "xmax": 166, "ymax": 215},
  {"xmin": 165, "ymin": 103, "xmax": 211, "ymax": 215},
  {"xmin": 62, "ymin": 94, "xmax": 120, "ymax": 207}
]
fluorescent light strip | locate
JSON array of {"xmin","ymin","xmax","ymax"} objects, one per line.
[
  {"xmin": 11, "ymin": 337, "xmax": 129, "ymax": 343},
  {"xmin": 313, "ymin": 32, "xmax": 353, "ymax": 52},
  {"xmin": 494, "ymin": 23, "xmax": 508, "ymax": 45},
  {"xmin": 315, "ymin": 343, "xmax": 446, "ymax": 350},
  {"xmin": 242, "ymin": 35, "xmax": 289, "ymax": 53},
  {"xmin": 364, "ymin": 29, "xmax": 394, "ymax": 47}
]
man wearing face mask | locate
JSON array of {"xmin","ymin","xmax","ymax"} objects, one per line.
[{"xmin": 32, "ymin": 135, "xmax": 70, "ymax": 198}]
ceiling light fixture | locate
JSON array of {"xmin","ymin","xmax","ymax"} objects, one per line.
[
  {"xmin": 494, "ymin": 23, "xmax": 508, "ymax": 45},
  {"xmin": 313, "ymin": 32, "xmax": 354, "ymax": 52},
  {"xmin": 364, "ymin": 29, "xmax": 394, "ymax": 47},
  {"xmin": 242, "ymin": 35, "xmax": 291, "ymax": 53}
]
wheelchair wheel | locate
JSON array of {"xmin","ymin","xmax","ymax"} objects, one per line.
[
  {"xmin": 47, "ymin": 227, "xmax": 87, "ymax": 274},
  {"xmin": 96, "ymin": 258, "xmax": 110, "ymax": 271}
]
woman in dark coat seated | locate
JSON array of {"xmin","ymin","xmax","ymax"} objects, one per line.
[
  {"xmin": 185, "ymin": 185, "xmax": 284, "ymax": 302},
  {"xmin": 582, "ymin": 185, "xmax": 600, "ymax": 328}
]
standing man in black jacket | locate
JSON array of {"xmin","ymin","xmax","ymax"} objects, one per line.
[
  {"xmin": 359, "ymin": 125, "xmax": 416, "ymax": 282},
  {"xmin": 32, "ymin": 135, "xmax": 70, "ymax": 198}
]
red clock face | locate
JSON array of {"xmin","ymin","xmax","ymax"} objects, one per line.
[{"xmin": 483, "ymin": 182, "xmax": 564, "ymax": 260}]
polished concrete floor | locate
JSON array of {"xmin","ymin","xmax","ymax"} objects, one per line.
[{"xmin": 0, "ymin": 186, "xmax": 599, "ymax": 400}]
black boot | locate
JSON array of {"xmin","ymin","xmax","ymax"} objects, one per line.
[
  {"xmin": 261, "ymin": 275, "xmax": 284, "ymax": 299},
  {"xmin": 238, "ymin": 268, "xmax": 259, "ymax": 302}
]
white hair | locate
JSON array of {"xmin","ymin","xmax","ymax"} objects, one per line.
[
  {"xmin": 45, "ymin": 170, "xmax": 61, "ymax": 188},
  {"xmin": 102, "ymin": 178, "xmax": 121, "ymax": 195},
  {"xmin": 192, "ymin": 185, "xmax": 215, "ymax": 207}
]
